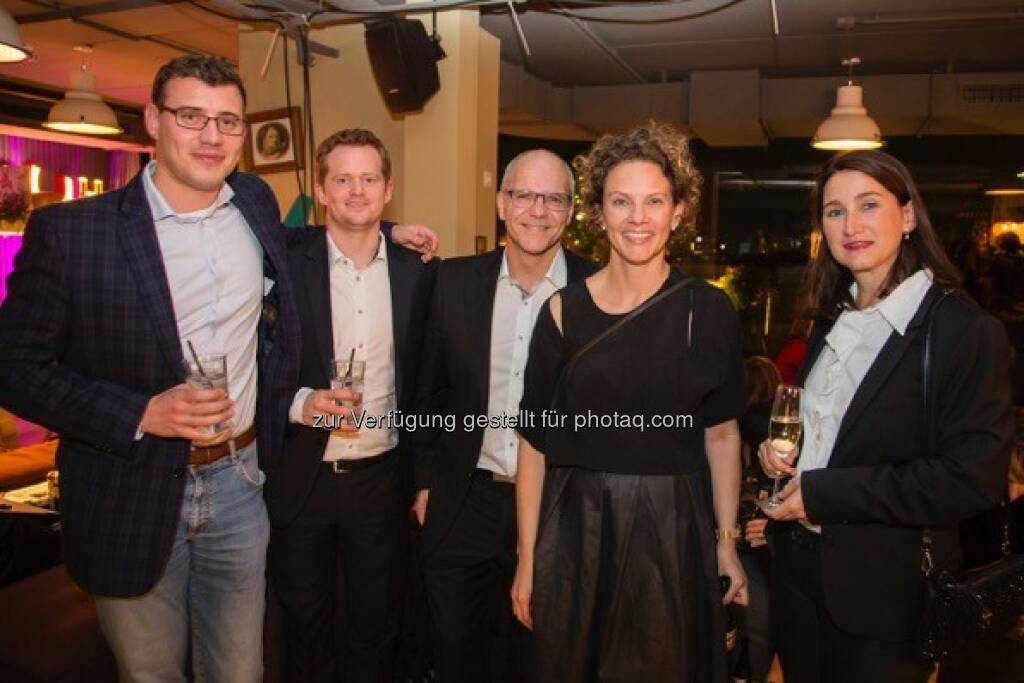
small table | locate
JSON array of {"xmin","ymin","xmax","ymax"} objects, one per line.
[
  {"xmin": 1, "ymin": 440, "xmax": 59, "ymax": 519},
  {"xmin": 0, "ymin": 440, "xmax": 58, "ymax": 492}
]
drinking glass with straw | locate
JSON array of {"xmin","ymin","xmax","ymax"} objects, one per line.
[
  {"xmin": 331, "ymin": 349, "xmax": 365, "ymax": 439},
  {"xmin": 182, "ymin": 340, "xmax": 232, "ymax": 442}
]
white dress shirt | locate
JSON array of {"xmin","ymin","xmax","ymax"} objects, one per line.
[
  {"xmin": 477, "ymin": 249, "xmax": 568, "ymax": 478},
  {"xmin": 797, "ymin": 269, "xmax": 933, "ymax": 530},
  {"xmin": 142, "ymin": 161, "xmax": 263, "ymax": 437},
  {"xmin": 289, "ymin": 232, "xmax": 397, "ymax": 461}
]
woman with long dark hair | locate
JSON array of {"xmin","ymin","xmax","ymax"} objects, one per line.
[{"xmin": 759, "ymin": 150, "xmax": 1014, "ymax": 682}]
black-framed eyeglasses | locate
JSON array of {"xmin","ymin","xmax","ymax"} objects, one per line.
[
  {"xmin": 504, "ymin": 189, "xmax": 572, "ymax": 212},
  {"xmin": 158, "ymin": 105, "xmax": 247, "ymax": 136}
]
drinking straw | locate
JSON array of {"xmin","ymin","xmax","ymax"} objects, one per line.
[
  {"xmin": 186, "ymin": 340, "xmax": 207, "ymax": 378},
  {"xmin": 344, "ymin": 347, "xmax": 355, "ymax": 381}
]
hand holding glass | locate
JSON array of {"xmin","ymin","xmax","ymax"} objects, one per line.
[
  {"xmin": 331, "ymin": 359, "xmax": 365, "ymax": 439},
  {"xmin": 761, "ymin": 384, "xmax": 802, "ymax": 510},
  {"xmin": 182, "ymin": 354, "xmax": 232, "ymax": 445}
]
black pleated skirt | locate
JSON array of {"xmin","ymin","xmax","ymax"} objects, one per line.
[{"xmin": 529, "ymin": 466, "xmax": 727, "ymax": 683}]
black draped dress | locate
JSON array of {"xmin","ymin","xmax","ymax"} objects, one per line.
[{"xmin": 518, "ymin": 269, "xmax": 745, "ymax": 683}]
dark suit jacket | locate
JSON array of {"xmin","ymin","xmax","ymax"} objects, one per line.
[
  {"xmin": 797, "ymin": 286, "xmax": 1014, "ymax": 641},
  {"xmin": 264, "ymin": 222, "xmax": 438, "ymax": 529},
  {"xmin": 413, "ymin": 248, "xmax": 597, "ymax": 556},
  {"xmin": 0, "ymin": 171, "xmax": 301, "ymax": 597}
]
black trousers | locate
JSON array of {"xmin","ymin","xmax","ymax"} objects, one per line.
[
  {"xmin": 270, "ymin": 452, "xmax": 403, "ymax": 683},
  {"xmin": 421, "ymin": 471, "xmax": 523, "ymax": 683},
  {"xmin": 772, "ymin": 522, "xmax": 934, "ymax": 683}
]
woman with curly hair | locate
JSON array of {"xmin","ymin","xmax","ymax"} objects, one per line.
[{"xmin": 511, "ymin": 123, "xmax": 748, "ymax": 682}]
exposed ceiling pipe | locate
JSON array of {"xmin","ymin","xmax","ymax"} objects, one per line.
[
  {"xmin": 17, "ymin": 0, "xmax": 187, "ymax": 24},
  {"xmin": 20, "ymin": 0, "xmax": 221, "ymax": 60},
  {"xmin": 507, "ymin": 0, "xmax": 531, "ymax": 59},
  {"xmin": 204, "ymin": 0, "xmax": 340, "ymax": 57},
  {"xmin": 205, "ymin": 0, "xmax": 528, "ymax": 62},
  {"xmin": 324, "ymin": 0, "xmax": 524, "ymax": 16},
  {"xmin": 551, "ymin": 2, "xmax": 645, "ymax": 84},
  {"xmin": 839, "ymin": 8, "xmax": 1024, "ymax": 28},
  {"xmin": 258, "ymin": 0, "xmax": 325, "ymax": 14}
]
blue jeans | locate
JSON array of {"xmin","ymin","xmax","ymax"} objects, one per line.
[{"xmin": 94, "ymin": 441, "xmax": 269, "ymax": 683}]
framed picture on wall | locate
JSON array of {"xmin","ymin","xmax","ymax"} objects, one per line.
[{"xmin": 245, "ymin": 107, "xmax": 303, "ymax": 175}]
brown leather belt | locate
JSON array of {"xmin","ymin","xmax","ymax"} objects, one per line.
[{"xmin": 188, "ymin": 425, "xmax": 257, "ymax": 467}]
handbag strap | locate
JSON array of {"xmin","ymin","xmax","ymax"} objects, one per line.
[
  {"xmin": 921, "ymin": 288, "xmax": 952, "ymax": 457},
  {"xmin": 550, "ymin": 275, "xmax": 694, "ymax": 410},
  {"xmin": 567, "ymin": 276, "xmax": 694, "ymax": 366},
  {"xmin": 921, "ymin": 287, "xmax": 951, "ymax": 574},
  {"xmin": 920, "ymin": 288, "xmax": 1011, "ymax": 574}
]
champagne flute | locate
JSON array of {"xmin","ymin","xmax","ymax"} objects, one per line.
[{"xmin": 762, "ymin": 384, "xmax": 802, "ymax": 509}]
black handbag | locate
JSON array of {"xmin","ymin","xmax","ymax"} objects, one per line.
[{"xmin": 914, "ymin": 290, "xmax": 1024, "ymax": 662}]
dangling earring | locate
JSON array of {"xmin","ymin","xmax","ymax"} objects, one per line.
[{"xmin": 903, "ymin": 230, "xmax": 911, "ymax": 241}]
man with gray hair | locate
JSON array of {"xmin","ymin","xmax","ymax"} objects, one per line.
[{"xmin": 412, "ymin": 149, "xmax": 596, "ymax": 681}]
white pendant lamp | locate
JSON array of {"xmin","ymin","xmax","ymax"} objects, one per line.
[
  {"xmin": 0, "ymin": 7, "xmax": 32, "ymax": 63},
  {"xmin": 44, "ymin": 46, "xmax": 123, "ymax": 136},
  {"xmin": 812, "ymin": 58, "xmax": 883, "ymax": 151}
]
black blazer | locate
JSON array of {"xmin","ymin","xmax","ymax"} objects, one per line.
[
  {"xmin": 264, "ymin": 222, "xmax": 438, "ymax": 528},
  {"xmin": 0, "ymin": 171, "xmax": 301, "ymax": 597},
  {"xmin": 413, "ymin": 248, "xmax": 597, "ymax": 556},
  {"xmin": 796, "ymin": 285, "xmax": 1014, "ymax": 641}
]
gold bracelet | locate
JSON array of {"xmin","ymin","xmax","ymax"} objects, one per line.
[{"xmin": 716, "ymin": 526, "xmax": 743, "ymax": 541}]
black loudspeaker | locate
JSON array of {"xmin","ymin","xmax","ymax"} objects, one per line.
[{"xmin": 364, "ymin": 19, "xmax": 443, "ymax": 114}]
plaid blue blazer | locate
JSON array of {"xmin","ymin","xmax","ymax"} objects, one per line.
[{"xmin": 0, "ymin": 170, "xmax": 301, "ymax": 597}]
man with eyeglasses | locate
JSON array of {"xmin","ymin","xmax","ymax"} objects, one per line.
[
  {"xmin": 412, "ymin": 149, "xmax": 597, "ymax": 682},
  {"xmin": 0, "ymin": 55, "xmax": 432, "ymax": 682}
]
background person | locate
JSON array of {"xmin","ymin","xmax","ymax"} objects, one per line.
[
  {"xmin": 774, "ymin": 316, "xmax": 812, "ymax": 386},
  {"xmin": 736, "ymin": 355, "xmax": 781, "ymax": 683}
]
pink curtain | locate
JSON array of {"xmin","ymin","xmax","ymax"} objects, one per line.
[
  {"xmin": 108, "ymin": 150, "xmax": 141, "ymax": 190},
  {"xmin": 0, "ymin": 134, "xmax": 140, "ymax": 193},
  {"xmin": 0, "ymin": 134, "xmax": 142, "ymax": 302},
  {"xmin": 0, "ymin": 234, "xmax": 23, "ymax": 302}
]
